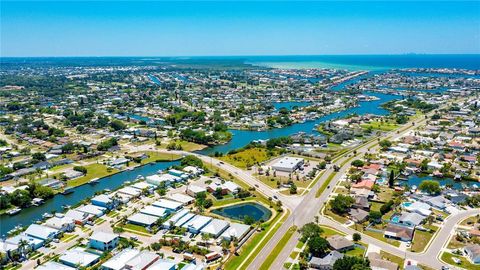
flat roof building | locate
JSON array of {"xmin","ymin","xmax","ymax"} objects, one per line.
[
  {"xmin": 183, "ymin": 215, "xmax": 212, "ymax": 234},
  {"xmin": 102, "ymin": 248, "xmax": 140, "ymax": 270},
  {"xmin": 167, "ymin": 193, "xmax": 195, "ymax": 205},
  {"xmin": 127, "ymin": 213, "xmax": 159, "ymax": 227},
  {"xmin": 200, "ymin": 218, "xmax": 230, "ymax": 238},
  {"xmin": 125, "ymin": 251, "xmax": 159, "ymax": 270},
  {"xmin": 24, "ymin": 224, "xmax": 59, "ymax": 241},
  {"xmin": 37, "ymin": 262, "xmax": 76, "ymax": 270},
  {"xmin": 220, "ymin": 222, "xmax": 251, "ymax": 241},
  {"xmin": 59, "ymin": 248, "xmax": 100, "ymax": 268},
  {"xmin": 271, "ymin": 156, "xmax": 304, "ymax": 172},
  {"xmin": 77, "ymin": 204, "xmax": 107, "ymax": 217},
  {"xmin": 140, "ymin": 205, "xmax": 168, "ymax": 218},
  {"xmin": 152, "ymin": 199, "xmax": 183, "ymax": 212}
]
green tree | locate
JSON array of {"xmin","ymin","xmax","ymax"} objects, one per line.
[
  {"xmin": 333, "ymin": 256, "xmax": 370, "ymax": 270},
  {"xmin": 351, "ymin": 160, "xmax": 365, "ymax": 168},
  {"xmin": 388, "ymin": 170, "xmax": 395, "ymax": 188},
  {"xmin": 308, "ymin": 236, "xmax": 329, "ymax": 257},
  {"xmin": 419, "ymin": 180, "xmax": 441, "ymax": 195},
  {"xmin": 299, "ymin": 222, "xmax": 324, "ymax": 242},
  {"xmin": 353, "ymin": 233, "xmax": 361, "ymax": 242},
  {"xmin": 329, "ymin": 194, "xmax": 354, "ymax": 214}
]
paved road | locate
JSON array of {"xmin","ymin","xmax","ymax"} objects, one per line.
[{"xmin": 257, "ymin": 114, "xmax": 452, "ymax": 270}]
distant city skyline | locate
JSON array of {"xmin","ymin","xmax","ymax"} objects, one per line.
[{"xmin": 2, "ymin": 1, "xmax": 480, "ymax": 57}]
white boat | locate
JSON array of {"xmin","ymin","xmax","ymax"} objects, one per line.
[
  {"xmin": 42, "ymin": 213, "xmax": 53, "ymax": 219},
  {"xmin": 7, "ymin": 208, "xmax": 21, "ymax": 215}
]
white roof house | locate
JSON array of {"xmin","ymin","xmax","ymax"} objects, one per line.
[
  {"xmin": 167, "ymin": 193, "xmax": 194, "ymax": 205},
  {"xmin": 140, "ymin": 206, "xmax": 168, "ymax": 218},
  {"xmin": 6, "ymin": 234, "xmax": 44, "ymax": 250},
  {"xmin": 125, "ymin": 251, "xmax": 159, "ymax": 270},
  {"xmin": 44, "ymin": 216, "xmax": 75, "ymax": 231},
  {"xmin": 186, "ymin": 185, "xmax": 206, "ymax": 197},
  {"xmin": 128, "ymin": 213, "xmax": 159, "ymax": 227},
  {"xmin": 77, "ymin": 204, "xmax": 107, "ymax": 217},
  {"xmin": 152, "ymin": 199, "xmax": 183, "ymax": 212},
  {"xmin": 183, "ymin": 215, "xmax": 212, "ymax": 233},
  {"xmin": 183, "ymin": 166, "xmax": 204, "ymax": 175},
  {"xmin": 175, "ymin": 213, "xmax": 196, "ymax": 227},
  {"xmin": 131, "ymin": 181, "xmax": 154, "ymax": 191},
  {"xmin": 65, "ymin": 209, "xmax": 92, "ymax": 223},
  {"xmin": 59, "ymin": 248, "xmax": 100, "ymax": 267},
  {"xmin": 146, "ymin": 174, "xmax": 180, "ymax": 186},
  {"xmin": 102, "ymin": 249, "xmax": 140, "ymax": 270},
  {"xmin": 271, "ymin": 156, "xmax": 304, "ymax": 172},
  {"xmin": 405, "ymin": 201, "xmax": 432, "ymax": 216},
  {"xmin": 117, "ymin": 186, "xmax": 141, "ymax": 197},
  {"xmin": 90, "ymin": 231, "xmax": 118, "ymax": 245},
  {"xmin": 91, "ymin": 194, "xmax": 113, "ymax": 206},
  {"xmin": 163, "ymin": 209, "xmax": 189, "ymax": 228},
  {"xmin": 24, "ymin": 224, "xmax": 59, "ymax": 240},
  {"xmin": 220, "ymin": 222, "xmax": 251, "ymax": 241},
  {"xmin": 37, "ymin": 262, "xmax": 76, "ymax": 270},
  {"xmin": 147, "ymin": 259, "xmax": 176, "ymax": 270},
  {"xmin": 200, "ymin": 219, "xmax": 230, "ymax": 238}
]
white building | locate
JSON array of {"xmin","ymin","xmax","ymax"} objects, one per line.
[
  {"xmin": 77, "ymin": 204, "xmax": 107, "ymax": 217},
  {"xmin": 200, "ymin": 219, "xmax": 230, "ymax": 238},
  {"xmin": 220, "ymin": 222, "xmax": 251, "ymax": 241},
  {"xmin": 127, "ymin": 213, "xmax": 159, "ymax": 227},
  {"xmin": 271, "ymin": 156, "xmax": 304, "ymax": 172},
  {"xmin": 183, "ymin": 215, "xmax": 212, "ymax": 234},
  {"xmin": 24, "ymin": 224, "xmax": 59, "ymax": 241},
  {"xmin": 59, "ymin": 248, "xmax": 100, "ymax": 268},
  {"xmin": 37, "ymin": 262, "xmax": 76, "ymax": 270},
  {"xmin": 44, "ymin": 216, "xmax": 75, "ymax": 232},
  {"xmin": 140, "ymin": 205, "xmax": 168, "ymax": 218},
  {"xmin": 152, "ymin": 199, "xmax": 183, "ymax": 213},
  {"xmin": 167, "ymin": 193, "xmax": 195, "ymax": 205},
  {"xmin": 102, "ymin": 249, "xmax": 140, "ymax": 270}
]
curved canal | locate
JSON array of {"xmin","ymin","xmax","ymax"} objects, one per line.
[{"xmin": 0, "ymin": 160, "xmax": 180, "ymax": 235}]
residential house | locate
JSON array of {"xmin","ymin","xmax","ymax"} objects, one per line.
[
  {"xmin": 309, "ymin": 251, "xmax": 344, "ymax": 270},
  {"xmin": 465, "ymin": 244, "xmax": 480, "ymax": 264},
  {"xmin": 89, "ymin": 232, "xmax": 119, "ymax": 251},
  {"xmin": 384, "ymin": 223, "xmax": 414, "ymax": 242},
  {"xmin": 326, "ymin": 235, "xmax": 354, "ymax": 252}
]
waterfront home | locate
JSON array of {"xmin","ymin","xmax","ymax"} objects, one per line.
[
  {"xmin": 0, "ymin": 241, "xmax": 19, "ymax": 255},
  {"xmin": 146, "ymin": 174, "xmax": 180, "ymax": 186},
  {"xmin": 152, "ymin": 199, "xmax": 183, "ymax": 213},
  {"xmin": 309, "ymin": 251, "xmax": 344, "ymax": 270},
  {"xmin": 127, "ymin": 213, "xmax": 159, "ymax": 227},
  {"xmin": 62, "ymin": 169, "xmax": 84, "ymax": 179},
  {"xmin": 38, "ymin": 178, "xmax": 64, "ymax": 189},
  {"xmin": 167, "ymin": 193, "xmax": 195, "ymax": 205},
  {"xmin": 101, "ymin": 249, "xmax": 141, "ymax": 270},
  {"xmin": 44, "ymin": 216, "xmax": 75, "ymax": 232},
  {"xmin": 59, "ymin": 248, "xmax": 100, "ymax": 268},
  {"xmin": 109, "ymin": 157, "xmax": 129, "ymax": 167},
  {"xmin": 24, "ymin": 224, "xmax": 59, "ymax": 241},
  {"xmin": 65, "ymin": 209, "xmax": 92, "ymax": 225},
  {"xmin": 183, "ymin": 215, "xmax": 212, "ymax": 234},
  {"xmin": 183, "ymin": 166, "xmax": 204, "ymax": 176},
  {"xmin": 168, "ymin": 169, "xmax": 190, "ymax": 179},
  {"xmin": 384, "ymin": 223, "xmax": 414, "ymax": 242},
  {"xmin": 117, "ymin": 186, "xmax": 142, "ymax": 198},
  {"xmin": 37, "ymin": 261, "xmax": 76, "ymax": 270},
  {"xmin": 464, "ymin": 244, "xmax": 480, "ymax": 264},
  {"xmin": 139, "ymin": 205, "xmax": 168, "ymax": 218},
  {"xmin": 131, "ymin": 181, "xmax": 155, "ymax": 192},
  {"xmin": 125, "ymin": 250, "xmax": 159, "ymax": 270},
  {"xmin": 91, "ymin": 194, "xmax": 116, "ymax": 209},
  {"xmin": 271, "ymin": 156, "xmax": 304, "ymax": 173},
  {"xmin": 89, "ymin": 231, "xmax": 119, "ymax": 251},
  {"xmin": 200, "ymin": 218, "xmax": 230, "ymax": 238},
  {"xmin": 326, "ymin": 235, "xmax": 354, "ymax": 252},
  {"xmin": 220, "ymin": 222, "xmax": 251, "ymax": 241},
  {"xmin": 77, "ymin": 204, "xmax": 107, "ymax": 217},
  {"xmin": 146, "ymin": 259, "xmax": 176, "ymax": 270}
]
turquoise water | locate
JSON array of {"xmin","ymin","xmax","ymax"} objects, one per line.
[
  {"xmin": 211, "ymin": 202, "xmax": 272, "ymax": 222},
  {"xmin": 403, "ymin": 175, "xmax": 477, "ymax": 190},
  {"xmin": 391, "ymin": 215, "xmax": 400, "ymax": 223},
  {"xmin": 0, "ymin": 160, "xmax": 180, "ymax": 235},
  {"xmin": 198, "ymin": 91, "xmax": 398, "ymax": 155},
  {"xmin": 401, "ymin": 202, "xmax": 413, "ymax": 208},
  {"xmin": 246, "ymin": 55, "xmax": 480, "ymax": 71}
]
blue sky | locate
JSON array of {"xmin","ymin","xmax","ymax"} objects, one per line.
[{"xmin": 1, "ymin": 1, "xmax": 479, "ymax": 57}]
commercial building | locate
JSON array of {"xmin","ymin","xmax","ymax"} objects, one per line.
[{"xmin": 271, "ymin": 156, "xmax": 304, "ymax": 172}]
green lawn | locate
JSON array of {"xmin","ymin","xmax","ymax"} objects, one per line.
[
  {"xmin": 319, "ymin": 225, "xmax": 347, "ymax": 237},
  {"xmin": 119, "ymin": 224, "xmax": 152, "ymax": 236},
  {"xmin": 219, "ymin": 147, "xmax": 279, "ymax": 169},
  {"xmin": 360, "ymin": 120, "xmax": 399, "ymax": 131},
  {"xmin": 138, "ymin": 151, "xmax": 181, "ymax": 163},
  {"xmin": 316, "ymin": 172, "xmax": 336, "ymax": 197},
  {"xmin": 60, "ymin": 233, "xmax": 78, "ymax": 243},
  {"xmin": 441, "ymin": 252, "xmax": 480, "ymax": 270},
  {"xmin": 66, "ymin": 163, "xmax": 119, "ymax": 187},
  {"xmin": 224, "ymin": 210, "xmax": 288, "ymax": 270},
  {"xmin": 345, "ymin": 246, "xmax": 366, "ymax": 257},
  {"xmin": 410, "ymin": 226, "xmax": 438, "ymax": 252},
  {"xmin": 260, "ymin": 226, "xmax": 297, "ymax": 270}
]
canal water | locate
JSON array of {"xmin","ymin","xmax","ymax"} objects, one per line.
[
  {"xmin": 198, "ymin": 91, "xmax": 399, "ymax": 155},
  {"xmin": 402, "ymin": 175, "xmax": 478, "ymax": 190},
  {"xmin": 0, "ymin": 160, "xmax": 180, "ymax": 236},
  {"xmin": 211, "ymin": 202, "xmax": 272, "ymax": 222}
]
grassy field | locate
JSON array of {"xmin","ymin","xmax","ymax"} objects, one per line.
[
  {"xmin": 158, "ymin": 140, "xmax": 205, "ymax": 151},
  {"xmin": 219, "ymin": 147, "xmax": 278, "ymax": 169},
  {"xmin": 137, "ymin": 151, "xmax": 181, "ymax": 163},
  {"xmin": 315, "ymin": 171, "xmax": 336, "ymax": 197},
  {"xmin": 360, "ymin": 120, "xmax": 399, "ymax": 131},
  {"xmin": 319, "ymin": 225, "xmax": 347, "ymax": 237},
  {"xmin": 223, "ymin": 210, "xmax": 289, "ymax": 270},
  {"xmin": 260, "ymin": 226, "xmax": 297, "ymax": 270},
  {"xmin": 66, "ymin": 163, "xmax": 119, "ymax": 187},
  {"xmin": 410, "ymin": 225, "xmax": 438, "ymax": 252},
  {"xmin": 118, "ymin": 223, "xmax": 152, "ymax": 236},
  {"xmin": 441, "ymin": 252, "xmax": 480, "ymax": 270},
  {"xmin": 345, "ymin": 246, "xmax": 366, "ymax": 257}
]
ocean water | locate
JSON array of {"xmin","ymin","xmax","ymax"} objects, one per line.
[{"xmin": 245, "ymin": 54, "xmax": 480, "ymax": 71}]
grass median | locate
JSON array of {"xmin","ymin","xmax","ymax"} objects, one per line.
[{"xmin": 260, "ymin": 225, "xmax": 297, "ymax": 270}]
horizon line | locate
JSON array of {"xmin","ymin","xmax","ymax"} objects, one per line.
[{"xmin": 2, "ymin": 53, "xmax": 480, "ymax": 59}]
